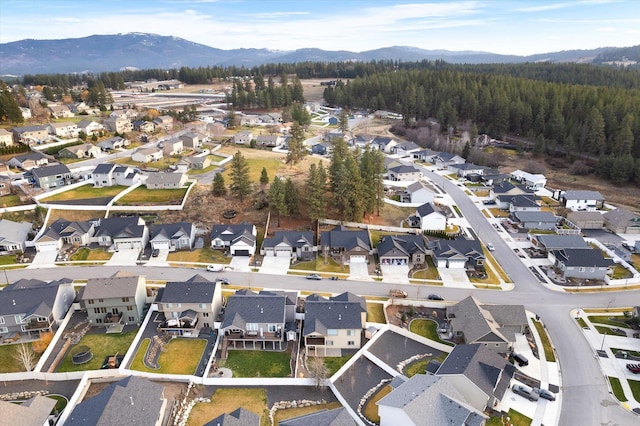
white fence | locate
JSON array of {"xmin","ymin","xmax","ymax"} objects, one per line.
[{"xmin": 319, "ymin": 218, "xmax": 418, "ymax": 235}]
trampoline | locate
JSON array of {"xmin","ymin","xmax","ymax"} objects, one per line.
[{"xmin": 71, "ymin": 345, "xmax": 93, "ymax": 365}]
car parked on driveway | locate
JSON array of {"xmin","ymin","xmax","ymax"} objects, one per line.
[
  {"xmin": 215, "ymin": 278, "xmax": 230, "ymax": 285},
  {"xmin": 627, "ymin": 363, "xmax": 640, "ymax": 374},
  {"xmin": 306, "ymin": 273, "xmax": 322, "ymax": 280},
  {"xmin": 513, "ymin": 384, "xmax": 539, "ymax": 401},
  {"xmin": 533, "ymin": 387, "xmax": 556, "ymax": 401},
  {"xmin": 151, "ymin": 248, "xmax": 160, "ymax": 257},
  {"xmin": 206, "ymin": 264, "xmax": 224, "ymax": 272}
]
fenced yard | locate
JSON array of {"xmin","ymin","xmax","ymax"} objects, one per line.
[
  {"xmin": 222, "ymin": 349, "xmax": 292, "ymax": 377},
  {"xmin": 56, "ymin": 329, "xmax": 138, "ymax": 372}
]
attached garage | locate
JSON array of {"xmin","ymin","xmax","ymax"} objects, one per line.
[
  {"xmin": 446, "ymin": 259, "xmax": 466, "ymax": 269},
  {"xmin": 152, "ymin": 241, "xmax": 171, "ymax": 250},
  {"xmin": 275, "ymin": 249, "xmax": 292, "ymax": 258},
  {"xmin": 234, "ymin": 249, "xmax": 250, "ymax": 256},
  {"xmin": 36, "ymin": 241, "xmax": 60, "ymax": 252},
  {"xmin": 349, "ymin": 255, "xmax": 367, "ymax": 263}
]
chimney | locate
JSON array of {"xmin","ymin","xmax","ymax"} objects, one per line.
[
  {"xmin": 130, "ymin": 396, "xmax": 134, "ymax": 405},
  {"xmin": 12, "ymin": 300, "xmax": 16, "ymax": 306},
  {"xmin": 338, "ymin": 314, "xmax": 342, "ymax": 321}
]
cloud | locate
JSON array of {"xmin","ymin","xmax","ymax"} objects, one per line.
[
  {"xmin": 250, "ymin": 11, "xmax": 311, "ymax": 19},
  {"xmin": 596, "ymin": 26, "xmax": 616, "ymax": 32}
]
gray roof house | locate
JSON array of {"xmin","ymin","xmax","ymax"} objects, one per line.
[
  {"xmin": 377, "ymin": 234, "xmax": 427, "ymax": 266},
  {"xmin": 529, "ymin": 234, "xmax": 589, "ymax": 252},
  {"xmin": 0, "ymin": 278, "xmax": 75, "ymax": 341},
  {"xmin": 180, "ymin": 132, "xmax": 202, "ymax": 149},
  {"xmin": 387, "ymin": 164, "xmax": 421, "ymax": 182},
  {"xmin": 603, "ymin": 208, "xmax": 640, "ymax": 234},
  {"xmin": 94, "ymin": 216, "xmax": 149, "ymax": 252},
  {"xmin": 377, "ymin": 374, "xmax": 487, "ymax": 426},
  {"xmin": 156, "ymin": 275, "xmax": 223, "ymax": 336},
  {"xmin": 280, "ymin": 407, "xmax": 355, "ymax": 426},
  {"xmin": 81, "ymin": 272, "xmax": 147, "ymax": 330},
  {"xmin": 413, "ymin": 202, "xmax": 447, "ymax": 231},
  {"xmin": 392, "ymin": 140, "xmax": 421, "ymax": 156},
  {"xmin": 35, "ymin": 219, "xmax": 95, "ymax": 252},
  {"xmin": 65, "ymin": 376, "xmax": 167, "ymax": 426},
  {"xmin": 145, "ymin": 171, "xmax": 187, "ymax": 189},
  {"xmin": 92, "ymin": 163, "xmax": 142, "ymax": 187},
  {"xmin": 510, "ymin": 211, "xmax": 557, "ymax": 230},
  {"xmin": 204, "ymin": 408, "xmax": 260, "ymax": 426},
  {"xmin": 303, "ymin": 292, "xmax": 366, "ymax": 356},
  {"xmin": 131, "ymin": 146, "xmax": 163, "ymax": 163},
  {"xmin": 432, "ymin": 152, "xmax": 465, "ymax": 169},
  {"xmin": 559, "ymin": 190, "xmax": 605, "ymax": 211},
  {"xmin": 446, "ymin": 296, "xmax": 527, "ymax": 353},
  {"xmin": 262, "ymin": 231, "xmax": 316, "ymax": 260},
  {"xmin": 430, "ymin": 237, "xmax": 485, "ymax": 270},
  {"xmin": 0, "ymin": 219, "xmax": 32, "ymax": 253},
  {"xmin": 405, "ymin": 181, "xmax": 435, "ymax": 204},
  {"xmin": 0, "ymin": 395, "xmax": 57, "ymax": 426},
  {"xmin": 448, "ymin": 162, "xmax": 487, "ymax": 178},
  {"xmin": 566, "ymin": 211, "xmax": 604, "ymax": 230},
  {"xmin": 210, "ymin": 223, "xmax": 257, "ymax": 256},
  {"xmin": 29, "ymin": 163, "xmax": 72, "ymax": 189},
  {"xmin": 320, "ymin": 225, "xmax": 371, "ymax": 265},
  {"xmin": 220, "ymin": 290, "xmax": 287, "ymax": 351},
  {"xmin": 549, "ymin": 248, "xmax": 615, "ymax": 280},
  {"xmin": 97, "ymin": 136, "xmax": 129, "ymax": 151},
  {"xmin": 436, "ymin": 343, "xmax": 515, "ymax": 412},
  {"xmin": 507, "ymin": 194, "xmax": 541, "ymax": 213},
  {"xmin": 150, "ymin": 222, "xmax": 196, "ymax": 251}
]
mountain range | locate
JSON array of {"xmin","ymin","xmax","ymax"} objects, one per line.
[{"xmin": 0, "ymin": 32, "xmax": 637, "ymax": 76}]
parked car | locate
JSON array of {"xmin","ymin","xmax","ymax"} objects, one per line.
[
  {"xmin": 389, "ymin": 289, "xmax": 408, "ymax": 298},
  {"xmin": 512, "ymin": 384, "xmax": 539, "ymax": 401},
  {"xmin": 428, "ymin": 294, "xmax": 444, "ymax": 301},
  {"xmin": 151, "ymin": 248, "xmax": 160, "ymax": 257},
  {"xmin": 206, "ymin": 264, "xmax": 224, "ymax": 272},
  {"xmin": 510, "ymin": 353, "xmax": 529, "ymax": 367},
  {"xmin": 306, "ymin": 273, "xmax": 322, "ymax": 280},
  {"xmin": 533, "ymin": 388, "xmax": 556, "ymax": 401},
  {"xmin": 486, "ymin": 243, "xmax": 495, "ymax": 251},
  {"xmin": 215, "ymin": 278, "xmax": 230, "ymax": 285},
  {"xmin": 626, "ymin": 363, "xmax": 640, "ymax": 374},
  {"xmin": 482, "ymin": 199, "xmax": 496, "ymax": 205}
]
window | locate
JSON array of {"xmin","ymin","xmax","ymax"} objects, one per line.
[
  {"xmin": 326, "ymin": 341, "xmax": 333, "ymax": 346},
  {"xmin": 176, "ymin": 303, "xmax": 182, "ymax": 308},
  {"xmin": 347, "ymin": 330, "xmax": 354, "ymax": 336},
  {"xmin": 327, "ymin": 329, "xmax": 338, "ymax": 336},
  {"xmin": 98, "ymin": 298, "xmax": 104, "ymax": 303},
  {"xmin": 0, "ymin": 327, "xmax": 7, "ymax": 333},
  {"xmin": 122, "ymin": 297, "xmax": 130, "ymax": 303},
  {"xmin": 579, "ymin": 267, "xmax": 585, "ymax": 272},
  {"xmin": 0, "ymin": 317, "xmax": 4, "ymax": 324},
  {"xmin": 96, "ymin": 318, "xmax": 103, "ymax": 324},
  {"xmin": 348, "ymin": 341, "xmax": 355, "ymax": 346},
  {"xmin": 128, "ymin": 316, "xmax": 135, "ymax": 322},
  {"xmin": 199, "ymin": 303, "xmax": 206, "ymax": 309},
  {"xmin": 127, "ymin": 306, "xmax": 133, "ymax": 311},
  {"xmin": 203, "ymin": 313, "xmax": 209, "ymax": 317},
  {"xmin": 247, "ymin": 323, "xmax": 259, "ymax": 331},
  {"xmin": 87, "ymin": 299, "xmax": 94, "ymax": 305},
  {"xmin": 166, "ymin": 303, "xmax": 172, "ymax": 308},
  {"xmin": 268, "ymin": 324, "xmax": 277, "ymax": 332},
  {"xmin": 14, "ymin": 315, "xmax": 24, "ymax": 324}
]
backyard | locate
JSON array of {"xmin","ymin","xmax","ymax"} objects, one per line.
[
  {"xmin": 324, "ymin": 354, "xmax": 354, "ymax": 376},
  {"xmin": 0, "ymin": 344, "xmax": 44, "ymax": 373},
  {"xmin": 39, "ymin": 185, "xmax": 126, "ymax": 202},
  {"xmin": 363, "ymin": 384, "xmax": 392, "ymax": 423},
  {"xmin": 56, "ymin": 329, "xmax": 138, "ymax": 372},
  {"xmin": 129, "ymin": 338, "xmax": 206, "ymax": 375},
  {"xmin": 222, "ymin": 349, "xmax": 292, "ymax": 377},
  {"xmin": 409, "ymin": 318, "xmax": 454, "ymax": 346},
  {"xmin": 187, "ymin": 388, "xmax": 269, "ymax": 426},
  {"xmin": 114, "ymin": 187, "xmax": 188, "ymax": 205},
  {"xmin": 366, "ymin": 302, "xmax": 386, "ymax": 323}
]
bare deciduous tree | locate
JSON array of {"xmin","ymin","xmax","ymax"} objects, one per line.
[
  {"xmin": 13, "ymin": 343, "xmax": 37, "ymax": 371},
  {"xmin": 307, "ymin": 356, "xmax": 329, "ymax": 390}
]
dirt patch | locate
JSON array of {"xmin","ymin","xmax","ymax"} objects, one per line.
[{"xmin": 81, "ymin": 379, "xmax": 187, "ymax": 401}]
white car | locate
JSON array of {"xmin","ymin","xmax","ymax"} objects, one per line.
[
  {"xmin": 486, "ymin": 243, "xmax": 495, "ymax": 251},
  {"xmin": 206, "ymin": 264, "xmax": 224, "ymax": 272}
]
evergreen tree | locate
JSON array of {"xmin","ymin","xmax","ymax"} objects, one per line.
[
  {"xmin": 269, "ymin": 176, "xmax": 287, "ymax": 226},
  {"xmin": 585, "ymin": 106, "xmax": 606, "ymax": 155},
  {"xmin": 306, "ymin": 163, "xmax": 327, "ymax": 222},
  {"xmin": 286, "ymin": 122, "xmax": 306, "ymax": 165},
  {"xmin": 0, "ymin": 82, "xmax": 24, "ymax": 123},
  {"xmin": 462, "ymin": 141, "xmax": 471, "ymax": 159},
  {"xmin": 338, "ymin": 109, "xmax": 349, "ymax": 133},
  {"xmin": 211, "ymin": 172, "xmax": 227, "ymax": 196},
  {"xmin": 284, "ymin": 178, "xmax": 300, "ymax": 216},
  {"xmin": 259, "ymin": 167, "xmax": 269, "ymax": 185},
  {"xmin": 229, "ymin": 151, "xmax": 252, "ymax": 202}
]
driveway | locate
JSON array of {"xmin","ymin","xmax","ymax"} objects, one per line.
[
  {"xmin": 145, "ymin": 249, "xmax": 170, "ymax": 267},
  {"xmin": 259, "ymin": 256, "xmax": 290, "ymax": 275},
  {"xmin": 28, "ymin": 251, "xmax": 58, "ymax": 268},
  {"xmin": 380, "ymin": 264, "xmax": 410, "ymax": 284},
  {"xmin": 229, "ymin": 256, "xmax": 251, "ymax": 272},
  {"xmin": 348, "ymin": 262, "xmax": 370, "ymax": 280},
  {"xmin": 437, "ymin": 267, "xmax": 474, "ymax": 289},
  {"xmin": 105, "ymin": 248, "xmax": 140, "ymax": 266}
]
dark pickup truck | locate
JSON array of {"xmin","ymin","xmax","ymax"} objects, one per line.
[{"xmin": 626, "ymin": 363, "xmax": 640, "ymax": 374}]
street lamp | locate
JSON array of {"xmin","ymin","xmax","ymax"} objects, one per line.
[{"xmin": 600, "ymin": 299, "xmax": 615, "ymax": 351}]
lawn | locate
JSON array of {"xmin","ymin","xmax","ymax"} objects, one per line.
[
  {"xmin": 70, "ymin": 247, "xmax": 112, "ymax": 261},
  {"xmin": 611, "ymin": 264, "xmax": 633, "ymax": 279},
  {"xmin": 187, "ymin": 388, "xmax": 269, "ymax": 426},
  {"xmin": 629, "ymin": 379, "xmax": 640, "ymax": 403},
  {"xmin": 221, "ymin": 152, "xmax": 283, "ymax": 183},
  {"xmin": 587, "ymin": 315, "xmax": 628, "ymax": 327},
  {"xmin": 532, "ymin": 320, "xmax": 556, "ymax": 362},
  {"xmin": 488, "ymin": 208, "xmax": 509, "ymax": 218},
  {"xmin": 0, "ymin": 194, "xmax": 24, "ymax": 207},
  {"xmin": 411, "ymin": 256, "xmax": 440, "ymax": 280},
  {"xmin": 369, "ymin": 229, "xmax": 414, "ymax": 248},
  {"xmin": 324, "ymin": 354, "xmax": 354, "ymax": 376},
  {"xmin": 594, "ymin": 325, "xmax": 626, "ymax": 336},
  {"xmin": 576, "ymin": 317, "xmax": 589, "ymax": 328},
  {"xmin": 404, "ymin": 352, "xmax": 448, "ymax": 377},
  {"xmin": 506, "ymin": 409, "xmax": 532, "ymax": 426},
  {"xmin": 129, "ymin": 338, "xmax": 206, "ymax": 375},
  {"xmin": 274, "ymin": 402, "xmax": 342, "ymax": 425},
  {"xmin": 289, "ymin": 257, "xmax": 347, "ymax": 273},
  {"xmin": 0, "ymin": 255, "xmax": 19, "ymax": 266},
  {"xmin": 409, "ymin": 319, "xmax": 454, "ymax": 346},
  {"xmin": 115, "ymin": 187, "xmax": 188, "ymax": 205},
  {"xmin": 363, "ymin": 385, "xmax": 392, "ymax": 424},
  {"xmin": 56, "ymin": 329, "xmax": 138, "ymax": 372},
  {"xmin": 0, "ymin": 344, "xmax": 44, "ymax": 373},
  {"xmin": 366, "ymin": 302, "xmax": 386, "ymax": 323},
  {"xmin": 48, "ymin": 209, "xmax": 105, "ymax": 223},
  {"xmin": 167, "ymin": 246, "xmax": 231, "ymax": 264},
  {"xmin": 39, "ymin": 185, "xmax": 126, "ymax": 201},
  {"xmin": 222, "ymin": 350, "xmax": 292, "ymax": 377},
  {"xmin": 609, "ymin": 377, "xmax": 628, "ymax": 402}
]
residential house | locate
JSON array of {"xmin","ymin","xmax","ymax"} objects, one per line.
[
  {"xmin": 566, "ymin": 211, "xmax": 604, "ymax": 230},
  {"xmin": 132, "ymin": 119, "xmax": 156, "ymax": 133},
  {"xmin": 436, "ymin": 344, "xmax": 515, "ymax": 412},
  {"xmin": 35, "ymin": 219, "xmax": 95, "ymax": 252},
  {"xmin": 384, "ymin": 157, "xmax": 403, "ymax": 172},
  {"xmin": 204, "ymin": 408, "xmax": 260, "ymax": 426},
  {"xmin": 131, "ymin": 146, "xmax": 163, "ymax": 163},
  {"xmin": 510, "ymin": 211, "xmax": 557, "ymax": 230},
  {"xmin": 405, "ymin": 181, "xmax": 435, "ymax": 204},
  {"xmin": 481, "ymin": 172, "xmax": 509, "ymax": 186},
  {"xmin": 145, "ymin": 171, "xmax": 187, "ymax": 189},
  {"xmin": 109, "ymin": 109, "xmax": 139, "ymax": 121},
  {"xmin": 150, "ymin": 222, "xmax": 196, "ymax": 251},
  {"xmin": 235, "ymin": 289, "xmax": 297, "ymax": 324},
  {"xmin": 550, "ymin": 248, "xmax": 615, "ymax": 280},
  {"xmin": 94, "ymin": 216, "xmax": 149, "ymax": 251},
  {"xmin": 161, "ymin": 138, "xmax": 184, "ymax": 156},
  {"xmin": 303, "ymin": 291, "xmax": 366, "ymax": 356},
  {"xmin": 311, "ymin": 141, "xmax": 332, "ymax": 156},
  {"xmin": 0, "ymin": 219, "xmax": 32, "ymax": 253},
  {"xmin": 0, "ymin": 175, "xmax": 12, "ymax": 197},
  {"xmin": 506, "ymin": 194, "xmax": 541, "ymax": 213},
  {"xmin": 0, "ymin": 395, "xmax": 56, "ymax": 426},
  {"xmin": 448, "ymin": 163, "xmax": 486, "ymax": 178},
  {"xmin": 81, "ymin": 272, "xmax": 147, "ymax": 329},
  {"xmin": 603, "ymin": 208, "xmax": 640, "ymax": 234},
  {"xmin": 256, "ymin": 135, "xmax": 283, "ymax": 148},
  {"xmin": 29, "ymin": 163, "xmax": 72, "ymax": 189},
  {"xmin": 558, "ymin": 190, "xmax": 605, "ymax": 211},
  {"xmin": 529, "ymin": 234, "xmax": 589, "ymax": 253},
  {"xmin": 48, "ymin": 105, "xmax": 73, "ymax": 118},
  {"xmin": 154, "ymin": 115, "xmax": 174, "ymax": 130},
  {"xmin": 392, "ymin": 140, "xmax": 421, "ymax": 156},
  {"xmin": 70, "ymin": 102, "xmax": 93, "ymax": 115},
  {"xmin": 47, "ymin": 121, "xmax": 78, "ymax": 138},
  {"xmin": 352, "ymin": 134, "xmax": 375, "ymax": 149},
  {"xmin": 388, "ymin": 164, "xmax": 421, "ymax": 182},
  {"xmin": 97, "ymin": 136, "xmax": 129, "ymax": 151},
  {"xmin": 156, "ymin": 275, "xmax": 222, "ymax": 336},
  {"xmin": 65, "ymin": 376, "xmax": 167, "ymax": 426},
  {"xmin": 323, "ymin": 130, "xmax": 346, "ymax": 143},
  {"xmin": 234, "ymin": 130, "xmax": 254, "ymax": 145},
  {"xmin": 412, "ymin": 202, "xmax": 447, "ymax": 231},
  {"xmin": 92, "ymin": 163, "xmax": 142, "ymax": 187},
  {"xmin": 377, "ymin": 374, "xmax": 487, "ymax": 426},
  {"xmin": 510, "ymin": 170, "xmax": 547, "ymax": 189},
  {"xmin": 412, "ymin": 148, "xmax": 438, "ymax": 162},
  {"xmin": 446, "ymin": 296, "xmax": 527, "ymax": 353},
  {"xmin": 7, "ymin": 151, "xmax": 51, "ymax": 170},
  {"xmin": 11, "ymin": 125, "xmax": 49, "ymax": 145},
  {"xmin": 490, "ymin": 181, "xmax": 533, "ymax": 206},
  {"xmin": 262, "ymin": 231, "xmax": 316, "ymax": 260},
  {"xmin": 220, "ymin": 290, "xmax": 287, "ymax": 350},
  {"xmin": 0, "ymin": 278, "xmax": 75, "ymax": 341},
  {"xmin": 432, "ymin": 152, "xmax": 465, "ymax": 169},
  {"xmin": 180, "ymin": 132, "xmax": 202, "ymax": 149},
  {"xmin": 210, "ymin": 223, "xmax": 258, "ymax": 256},
  {"xmin": 180, "ymin": 155, "xmax": 211, "ymax": 170},
  {"xmin": 104, "ymin": 116, "xmax": 133, "ymax": 134},
  {"xmin": 0, "ymin": 128, "xmax": 14, "ymax": 146},
  {"xmin": 20, "ymin": 107, "xmax": 32, "ymax": 120},
  {"xmin": 76, "ymin": 120, "xmax": 104, "ymax": 135},
  {"xmin": 430, "ymin": 237, "xmax": 485, "ymax": 269},
  {"xmin": 320, "ymin": 225, "xmax": 371, "ymax": 265},
  {"xmin": 371, "ymin": 136, "xmax": 398, "ymax": 153},
  {"xmin": 280, "ymin": 408, "xmax": 354, "ymax": 426},
  {"xmin": 377, "ymin": 234, "xmax": 427, "ymax": 266},
  {"xmin": 58, "ymin": 143, "xmax": 101, "ymax": 159}
]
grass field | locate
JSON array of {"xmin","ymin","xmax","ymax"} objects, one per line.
[
  {"xmin": 70, "ymin": 247, "xmax": 112, "ymax": 261},
  {"xmin": 587, "ymin": 315, "xmax": 628, "ymax": 327},
  {"xmin": 629, "ymin": 379, "xmax": 640, "ymax": 403},
  {"xmin": 409, "ymin": 319, "xmax": 454, "ymax": 346},
  {"xmin": 289, "ymin": 257, "xmax": 347, "ymax": 273},
  {"xmin": 0, "ymin": 194, "xmax": 24, "ymax": 207},
  {"xmin": 115, "ymin": 187, "xmax": 188, "ymax": 205},
  {"xmin": 411, "ymin": 256, "xmax": 440, "ymax": 280},
  {"xmin": 129, "ymin": 338, "xmax": 206, "ymax": 375},
  {"xmin": 609, "ymin": 376, "xmax": 628, "ymax": 402},
  {"xmin": 187, "ymin": 388, "xmax": 269, "ymax": 426},
  {"xmin": 506, "ymin": 409, "xmax": 532, "ymax": 426},
  {"xmin": 222, "ymin": 350, "xmax": 291, "ymax": 377},
  {"xmin": 56, "ymin": 330, "xmax": 138, "ymax": 372},
  {"xmin": 594, "ymin": 325, "xmax": 626, "ymax": 336},
  {"xmin": 532, "ymin": 320, "xmax": 556, "ymax": 362},
  {"xmin": 576, "ymin": 317, "xmax": 589, "ymax": 328},
  {"xmin": 366, "ymin": 302, "xmax": 385, "ymax": 323},
  {"xmin": 324, "ymin": 354, "xmax": 354, "ymax": 376},
  {"xmin": 0, "ymin": 344, "xmax": 43, "ymax": 373},
  {"xmin": 48, "ymin": 210, "xmax": 105, "ymax": 223},
  {"xmin": 167, "ymin": 246, "xmax": 231, "ymax": 264},
  {"xmin": 363, "ymin": 385, "xmax": 392, "ymax": 424},
  {"xmin": 39, "ymin": 185, "xmax": 126, "ymax": 201}
]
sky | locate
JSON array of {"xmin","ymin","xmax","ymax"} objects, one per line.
[{"xmin": 1, "ymin": 0, "xmax": 639, "ymax": 56}]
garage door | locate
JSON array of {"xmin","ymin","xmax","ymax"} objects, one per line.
[
  {"xmin": 275, "ymin": 250, "xmax": 291, "ymax": 258},
  {"xmin": 37, "ymin": 242, "xmax": 58, "ymax": 252},
  {"xmin": 234, "ymin": 250, "xmax": 250, "ymax": 256},
  {"xmin": 350, "ymin": 255, "xmax": 367, "ymax": 263},
  {"xmin": 447, "ymin": 260, "xmax": 466, "ymax": 269},
  {"xmin": 153, "ymin": 242, "xmax": 171, "ymax": 250}
]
